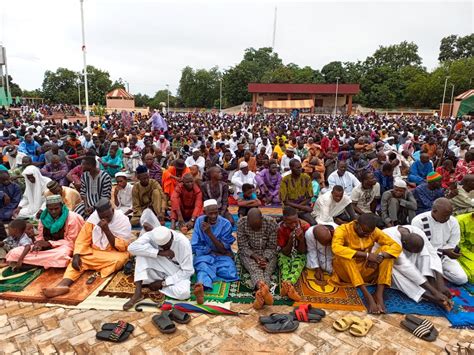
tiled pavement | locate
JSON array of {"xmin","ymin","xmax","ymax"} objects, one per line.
[{"xmin": 1, "ymin": 300, "xmax": 473, "ymax": 354}]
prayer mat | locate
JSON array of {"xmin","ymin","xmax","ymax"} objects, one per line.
[
  {"xmin": 0, "ymin": 267, "xmax": 43, "ymax": 292},
  {"xmin": 0, "ymin": 268, "xmax": 105, "ymax": 305},
  {"xmin": 227, "ymin": 257, "xmax": 293, "ymax": 305},
  {"xmin": 190, "ymin": 280, "xmax": 230, "ymax": 302},
  {"xmin": 293, "ymin": 269, "xmax": 366, "ymax": 311}
]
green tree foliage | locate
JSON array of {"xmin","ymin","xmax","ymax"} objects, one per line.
[
  {"xmin": 133, "ymin": 93, "xmax": 151, "ymax": 107},
  {"xmin": 84, "ymin": 66, "xmax": 113, "ymax": 105},
  {"xmin": 5, "ymin": 76, "xmax": 22, "ymax": 97},
  {"xmin": 110, "ymin": 78, "xmax": 126, "ymax": 90},
  {"xmin": 439, "ymin": 34, "xmax": 474, "ymax": 62},
  {"xmin": 370, "ymin": 41, "xmax": 422, "ymax": 70},
  {"xmin": 149, "ymin": 89, "xmax": 177, "ymax": 108},
  {"xmin": 178, "ymin": 66, "xmax": 221, "ymax": 107}
]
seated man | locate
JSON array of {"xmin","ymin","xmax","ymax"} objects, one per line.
[
  {"xmin": 170, "ymin": 173, "xmax": 203, "ymax": 231},
  {"xmin": 311, "ymin": 185, "xmax": 355, "ymax": 225},
  {"xmin": 124, "ymin": 226, "xmax": 194, "ymax": 310},
  {"xmin": 40, "ymin": 155, "xmax": 69, "ymax": 186},
  {"xmin": 162, "ymin": 159, "xmax": 191, "ymax": 197},
  {"xmin": 380, "ymin": 179, "xmax": 417, "ymax": 227},
  {"xmin": 131, "ymin": 165, "xmax": 167, "ymax": 226},
  {"xmin": 113, "ymin": 172, "xmax": 133, "ymax": 215},
  {"xmin": 6, "ymin": 195, "xmax": 84, "ymax": 269},
  {"xmin": 255, "ymin": 162, "xmax": 281, "ymax": 205},
  {"xmin": 277, "ymin": 206, "xmax": 309, "ymax": 301},
  {"xmin": 413, "ymin": 172, "xmax": 445, "ymax": 214},
  {"xmin": 457, "ymin": 212, "xmax": 474, "ymax": 283},
  {"xmin": 351, "ymin": 171, "xmax": 381, "ymax": 216},
  {"xmin": 280, "ymin": 147, "xmax": 301, "ymax": 172},
  {"xmin": 374, "ymin": 163, "xmax": 394, "ymax": 196},
  {"xmin": 191, "ymin": 199, "xmax": 238, "ymax": 304},
  {"xmin": 408, "ymin": 153, "xmax": 433, "ymax": 185},
  {"xmin": 305, "ymin": 224, "xmax": 336, "ymax": 284},
  {"xmin": 43, "ymin": 198, "xmax": 132, "ymax": 298},
  {"xmin": 383, "ymin": 225, "xmax": 452, "ymax": 310},
  {"xmin": 237, "ymin": 183, "xmax": 261, "ymax": 217},
  {"xmin": 74, "ymin": 156, "xmax": 112, "ymax": 219},
  {"xmin": 280, "ymin": 159, "xmax": 316, "ymax": 225},
  {"xmin": 44, "ymin": 180, "xmax": 82, "ymax": 213},
  {"xmin": 0, "ymin": 171, "xmax": 21, "ymax": 221},
  {"xmin": 237, "ymin": 208, "xmax": 278, "ymax": 309},
  {"xmin": 14, "ymin": 165, "xmax": 51, "ymax": 219},
  {"xmin": 144, "ymin": 153, "xmax": 162, "ymax": 185},
  {"xmin": 201, "ymin": 166, "xmax": 233, "ymax": 225},
  {"xmin": 412, "ymin": 198, "xmax": 468, "ymax": 285},
  {"xmin": 231, "ymin": 161, "xmax": 256, "ymax": 197},
  {"xmin": 448, "ymin": 174, "xmax": 474, "ymax": 215},
  {"xmin": 331, "ymin": 213, "xmax": 402, "ymax": 314},
  {"xmin": 346, "ymin": 151, "xmax": 369, "ymax": 180},
  {"xmin": 328, "ymin": 160, "xmax": 360, "ymax": 196}
]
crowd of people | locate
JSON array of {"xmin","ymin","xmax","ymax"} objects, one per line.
[{"xmin": 0, "ymin": 105, "xmax": 473, "ymax": 315}]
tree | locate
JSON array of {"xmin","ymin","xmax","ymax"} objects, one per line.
[
  {"xmin": 110, "ymin": 78, "xmax": 126, "ymax": 90},
  {"xmin": 178, "ymin": 66, "xmax": 221, "ymax": 108},
  {"xmin": 149, "ymin": 89, "xmax": 177, "ymax": 109},
  {"xmin": 6, "ymin": 76, "xmax": 22, "ymax": 97},
  {"xmin": 84, "ymin": 65, "xmax": 112, "ymax": 105},
  {"xmin": 42, "ymin": 67, "xmax": 79, "ymax": 104},
  {"xmin": 321, "ymin": 61, "xmax": 347, "ymax": 83},
  {"xmin": 370, "ymin": 41, "xmax": 422, "ymax": 70},
  {"xmin": 439, "ymin": 34, "xmax": 474, "ymax": 62},
  {"xmin": 133, "ymin": 93, "xmax": 151, "ymax": 107}
]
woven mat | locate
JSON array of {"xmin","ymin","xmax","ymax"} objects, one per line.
[
  {"xmin": 294, "ymin": 269, "xmax": 366, "ymax": 311},
  {"xmin": 0, "ymin": 267, "xmax": 43, "ymax": 292}
]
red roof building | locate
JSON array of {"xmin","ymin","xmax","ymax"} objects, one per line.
[{"xmin": 106, "ymin": 88, "xmax": 135, "ymax": 111}]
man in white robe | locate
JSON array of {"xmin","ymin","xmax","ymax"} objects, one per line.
[
  {"xmin": 305, "ymin": 224, "xmax": 337, "ymax": 285},
  {"xmin": 411, "ymin": 198, "xmax": 468, "ymax": 285},
  {"xmin": 311, "ymin": 186, "xmax": 355, "ymax": 225},
  {"xmin": 13, "ymin": 165, "xmax": 51, "ymax": 219},
  {"xmin": 231, "ymin": 162, "xmax": 256, "ymax": 196},
  {"xmin": 382, "ymin": 225, "xmax": 453, "ymax": 310},
  {"xmin": 124, "ymin": 226, "xmax": 194, "ymax": 310}
]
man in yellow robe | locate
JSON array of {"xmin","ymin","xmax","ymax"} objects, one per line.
[
  {"xmin": 331, "ymin": 213, "xmax": 402, "ymax": 314},
  {"xmin": 43, "ymin": 198, "xmax": 132, "ymax": 298}
]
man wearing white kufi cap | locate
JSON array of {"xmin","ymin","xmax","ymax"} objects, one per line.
[
  {"xmin": 231, "ymin": 161, "xmax": 256, "ymax": 197},
  {"xmin": 124, "ymin": 226, "xmax": 194, "ymax": 310},
  {"xmin": 380, "ymin": 178, "xmax": 417, "ymax": 227}
]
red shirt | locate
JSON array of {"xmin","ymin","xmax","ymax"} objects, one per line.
[{"xmin": 277, "ymin": 219, "xmax": 310, "ymax": 247}]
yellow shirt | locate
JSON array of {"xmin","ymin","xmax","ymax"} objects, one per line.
[{"xmin": 332, "ymin": 221, "xmax": 401, "ymax": 260}]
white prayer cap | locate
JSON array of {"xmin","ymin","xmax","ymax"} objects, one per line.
[
  {"xmin": 159, "ymin": 134, "xmax": 165, "ymax": 138},
  {"xmin": 115, "ymin": 172, "xmax": 128, "ymax": 179},
  {"xmin": 286, "ymin": 147, "xmax": 295, "ymax": 152},
  {"xmin": 239, "ymin": 161, "xmax": 248, "ymax": 168},
  {"xmin": 203, "ymin": 199, "xmax": 218, "ymax": 208},
  {"xmin": 394, "ymin": 179, "xmax": 407, "ymax": 189},
  {"xmin": 192, "ymin": 148, "xmax": 200, "ymax": 152},
  {"xmin": 123, "ymin": 147, "xmax": 131, "ymax": 154},
  {"xmin": 151, "ymin": 226, "xmax": 172, "ymax": 246}
]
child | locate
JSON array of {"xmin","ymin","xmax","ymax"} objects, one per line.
[
  {"xmin": 0, "ymin": 222, "xmax": 7, "ymax": 267},
  {"xmin": 0, "ymin": 219, "xmax": 33, "ymax": 270},
  {"xmin": 311, "ymin": 171, "xmax": 321, "ymax": 204},
  {"xmin": 237, "ymin": 183, "xmax": 262, "ymax": 217},
  {"xmin": 25, "ymin": 222, "xmax": 37, "ymax": 242}
]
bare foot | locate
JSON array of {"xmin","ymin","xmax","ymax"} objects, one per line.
[
  {"xmin": 258, "ymin": 281, "xmax": 274, "ymax": 306},
  {"xmin": 373, "ymin": 293, "xmax": 386, "ymax": 314},
  {"xmin": 253, "ymin": 290, "xmax": 265, "ymax": 310},
  {"xmin": 366, "ymin": 299, "xmax": 380, "ymax": 314},
  {"xmin": 280, "ymin": 281, "xmax": 288, "ymax": 297},
  {"xmin": 285, "ymin": 282, "xmax": 302, "ymax": 302},
  {"xmin": 123, "ymin": 294, "xmax": 144, "ymax": 311},
  {"xmin": 42, "ymin": 286, "xmax": 70, "ymax": 298},
  {"xmin": 194, "ymin": 283, "xmax": 205, "ymax": 304}
]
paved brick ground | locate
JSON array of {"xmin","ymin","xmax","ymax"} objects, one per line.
[{"xmin": 1, "ymin": 299, "xmax": 473, "ymax": 354}]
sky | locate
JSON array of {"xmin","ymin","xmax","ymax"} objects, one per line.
[{"xmin": 1, "ymin": 0, "xmax": 472, "ymax": 96}]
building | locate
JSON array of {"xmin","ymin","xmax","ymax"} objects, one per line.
[
  {"xmin": 247, "ymin": 83, "xmax": 360, "ymax": 115},
  {"xmin": 106, "ymin": 88, "xmax": 135, "ymax": 112},
  {"xmin": 452, "ymin": 89, "xmax": 474, "ymax": 117}
]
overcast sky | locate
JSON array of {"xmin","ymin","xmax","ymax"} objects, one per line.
[{"xmin": 1, "ymin": 0, "xmax": 472, "ymax": 96}]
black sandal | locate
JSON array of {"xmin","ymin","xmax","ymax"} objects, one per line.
[
  {"xmin": 96, "ymin": 320, "xmax": 132, "ymax": 342},
  {"xmin": 262, "ymin": 314, "xmax": 299, "ymax": 333},
  {"xmin": 152, "ymin": 312, "xmax": 177, "ymax": 334},
  {"xmin": 102, "ymin": 322, "xmax": 135, "ymax": 333},
  {"xmin": 168, "ymin": 308, "xmax": 191, "ymax": 324},
  {"xmin": 400, "ymin": 315, "xmax": 438, "ymax": 342}
]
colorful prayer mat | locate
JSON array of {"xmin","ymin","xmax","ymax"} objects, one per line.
[
  {"xmin": 0, "ymin": 267, "xmax": 43, "ymax": 292},
  {"xmin": 294, "ymin": 269, "xmax": 366, "ymax": 311},
  {"xmin": 446, "ymin": 283, "xmax": 474, "ymax": 329},
  {"xmin": 189, "ymin": 280, "xmax": 230, "ymax": 302},
  {"xmin": 227, "ymin": 257, "xmax": 293, "ymax": 305},
  {"xmin": 0, "ymin": 268, "xmax": 105, "ymax": 305}
]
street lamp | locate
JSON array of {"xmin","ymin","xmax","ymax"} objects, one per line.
[
  {"xmin": 166, "ymin": 84, "xmax": 170, "ymax": 112},
  {"xmin": 441, "ymin": 76, "xmax": 450, "ymax": 118},
  {"xmin": 79, "ymin": 0, "xmax": 90, "ymax": 131},
  {"xmin": 449, "ymin": 84, "xmax": 455, "ymax": 117},
  {"xmin": 76, "ymin": 78, "xmax": 81, "ymax": 109},
  {"xmin": 334, "ymin": 77, "xmax": 340, "ymax": 116}
]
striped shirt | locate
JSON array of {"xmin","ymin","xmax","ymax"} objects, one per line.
[{"xmin": 80, "ymin": 170, "xmax": 112, "ymax": 207}]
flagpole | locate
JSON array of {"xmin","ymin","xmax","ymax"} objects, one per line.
[{"xmin": 80, "ymin": 0, "xmax": 90, "ymax": 132}]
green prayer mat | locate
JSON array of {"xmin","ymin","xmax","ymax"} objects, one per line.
[
  {"xmin": 227, "ymin": 257, "xmax": 293, "ymax": 306},
  {"xmin": 190, "ymin": 277, "xmax": 230, "ymax": 302},
  {"xmin": 0, "ymin": 267, "xmax": 43, "ymax": 292}
]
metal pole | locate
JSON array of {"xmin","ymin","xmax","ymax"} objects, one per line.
[
  {"xmin": 80, "ymin": 0, "xmax": 90, "ymax": 131},
  {"xmin": 334, "ymin": 77, "xmax": 340, "ymax": 116},
  {"xmin": 77, "ymin": 82, "xmax": 81, "ymax": 108},
  {"xmin": 272, "ymin": 7, "xmax": 277, "ymax": 50},
  {"xmin": 3, "ymin": 47, "xmax": 11, "ymax": 103},
  {"xmin": 219, "ymin": 79, "xmax": 222, "ymax": 112},
  {"xmin": 441, "ymin": 76, "xmax": 449, "ymax": 118},
  {"xmin": 166, "ymin": 84, "xmax": 169, "ymax": 112},
  {"xmin": 449, "ymin": 84, "xmax": 455, "ymax": 117},
  {"xmin": 125, "ymin": 81, "xmax": 129, "ymax": 93}
]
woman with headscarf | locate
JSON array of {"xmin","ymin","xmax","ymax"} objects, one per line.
[
  {"xmin": 13, "ymin": 165, "xmax": 51, "ymax": 219},
  {"xmin": 6, "ymin": 195, "xmax": 84, "ymax": 268}
]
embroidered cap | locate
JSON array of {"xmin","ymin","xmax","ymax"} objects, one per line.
[{"xmin": 46, "ymin": 194, "xmax": 63, "ymax": 205}]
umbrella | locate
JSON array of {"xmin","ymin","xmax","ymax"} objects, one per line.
[{"xmin": 134, "ymin": 301, "xmax": 246, "ymax": 316}]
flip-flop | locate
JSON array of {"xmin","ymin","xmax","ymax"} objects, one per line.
[
  {"xmin": 290, "ymin": 308, "xmax": 322, "ymax": 323},
  {"xmin": 152, "ymin": 312, "xmax": 177, "ymax": 334},
  {"xmin": 96, "ymin": 320, "xmax": 132, "ymax": 342},
  {"xmin": 349, "ymin": 318, "xmax": 373, "ymax": 337},
  {"xmin": 405, "ymin": 315, "xmax": 439, "ymax": 339},
  {"xmin": 293, "ymin": 305, "xmax": 326, "ymax": 317},
  {"xmin": 102, "ymin": 322, "xmax": 135, "ymax": 333},
  {"xmin": 333, "ymin": 316, "xmax": 362, "ymax": 332},
  {"xmin": 262, "ymin": 315, "xmax": 299, "ymax": 333},
  {"xmin": 86, "ymin": 272, "xmax": 99, "ymax": 285},
  {"xmin": 168, "ymin": 308, "xmax": 191, "ymax": 324},
  {"xmin": 400, "ymin": 319, "xmax": 437, "ymax": 342},
  {"xmin": 259, "ymin": 313, "xmax": 293, "ymax": 325}
]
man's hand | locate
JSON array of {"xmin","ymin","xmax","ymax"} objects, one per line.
[
  {"xmin": 367, "ymin": 253, "xmax": 380, "ymax": 263},
  {"xmin": 35, "ymin": 209, "xmax": 43, "ymax": 220},
  {"xmin": 32, "ymin": 240, "xmax": 52, "ymax": 252},
  {"xmin": 13, "ymin": 260, "xmax": 23, "ymax": 270},
  {"xmin": 201, "ymin": 221, "xmax": 212, "ymax": 235},
  {"xmin": 98, "ymin": 219, "xmax": 110, "ymax": 233},
  {"xmin": 72, "ymin": 254, "xmax": 82, "ymax": 271},
  {"xmin": 443, "ymin": 249, "xmax": 461, "ymax": 259},
  {"xmin": 252, "ymin": 254, "xmax": 268, "ymax": 269},
  {"xmin": 386, "ymin": 222, "xmax": 394, "ymax": 228},
  {"xmin": 3, "ymin": 194, "xmax": 10, "ymax": 205},
  {"xmin": 294, "ymin": 227, "xmax": 304, "ymax": 241},
  {"xmin": 85, "ymin": 206, "xmax": 94, "ymax": 215},
  {"xmin": 159, "ymin": 249, "xmax": 175, "ymax": 259},
  {"xmin": 11, "ymin": 207, "xmax": 21, "ymax": 219},
  {"xmin": 313, "ymin": 267, "xmax": 326, "ymax": 285}
]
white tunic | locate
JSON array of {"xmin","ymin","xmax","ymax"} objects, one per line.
[
  {"xmin": 311, "ymin": 192, "xmax": 352, "ymax": 224},
  {"xmin": 128, "ymin": 230, "xmax": 194, "ymax": 300},
  {"xmin": 231, "ymin": 170, "xmax": 256, "ymax": 195},
  {"xmin": 304, "ymin": 225, "xmax": 336, "ymax": 273},
  {"xmin": 116, "ymin": 183, "xmax": 133, "ymax": 213},
  {"xmin": 327, "ymin": 171, "xmax": 360, "ymax": 196}
]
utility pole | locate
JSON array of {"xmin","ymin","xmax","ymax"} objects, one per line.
[
  {"xmin": 166, "ymin": 84, "xmax": 170, "ymax": 112},
  {"xmin": 80, "ymin": 0, "xmax": 90, "ymax": 131},
  {"xmin": 334, "ymin": 77, "xmax": 340, "ymax": 116},
  {"xmin": 219, "ymin": 78, "xmax": 222, "ymax": 112},
  {"xmin": 441, "ymin": 76, "xmax": 449, "ymax": 118},
  {"xmin": 449, "ymin": 84, "xmax": 455, "ymax": 117},
  {"xmin": 272, "ymin": 7, "xmax": 277, "ymax": 50}
]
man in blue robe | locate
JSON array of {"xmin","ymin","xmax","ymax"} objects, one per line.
[
  {"xmin": 413, "ymin": 172, "xmax": 445, "ymax": 214},
  {"xmin": 18, "ymin": 133, "xmax": 40, "ymax": 157},
  {"xmin": 191, "ymin": 199, "xmax": 238, "ymax": 304},
  {"xmin": 408, "ymin": 153, "xmax": 433, "ymax": 185},
  {"xmin": 0, "ymin": 171, "xmax": 22, "ymax": 221}
]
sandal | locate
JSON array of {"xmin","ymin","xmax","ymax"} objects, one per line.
[
  {"xmin": 262, "ymin": 315, "xmax": 299, "ymax": 333},
  {"xmin": 293, "ymin": 305, "xmax": 326, "ymax": 317},
  {"xmin": 400, "ymin": 316, "xmax": 438, "ymax": 342},
  {"xmin": 333, "ymin": 316, "xmax": 362, "ymax": 332},
  {"xmin": 457, "ymin": 342, "xmax": 474, "ymax": 355},
  {"xmin": 349, "ymin": 318, "xmax": 373, "ymax": 337},
  {"xmin": 445, "ymin": 344, "xmax": 468, "ymax": 355},
  {"xmin": 152, "ymin": 312, "xmax": 177, "ymax": 334},
  {"xmin": 259, "ymin": 313, "xmax": 293, "ymax": 325},
  {"xmin": 291, "ymin": 307, "xmax": 322, "ymax": 323},
  {"xmin": 86, "ymin": 272, "xmax": 99, "ymax": 285},
  {"xmin": 102, "ymin": 322, "xmax": 135, "ymax": 333},
  {"xmin": 96, "ymin": 320, "xmax": 133, "ymax": 342},
  {"xmin": 168, "ymin": 308, "xmax": 191, "ymax": 324}
]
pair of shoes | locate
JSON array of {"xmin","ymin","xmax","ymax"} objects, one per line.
[
  {"xmin": 400, "ymin": 315, "xmax": 438, "ymax": 342},
  {"xmin": 446, "ymin": 341, "xmax": 474, "ymax": 355},
  {"xmin": 96, "ymin": 321, "xmax": 134, "ymax": 343},
  {"xmin": 333, "ymin": 316, "xmax": 373, "ymax": 337},
  {"xmin": 259, "ymin": 314, "xmax": 299, "ymax": 333},
  {"xmin": 291, "ymin": 305, "xmax": 325, "ymax": 323},
  {"xmin": 152, "ymin": 308, "xmax": 191, "ymax": 334}
]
